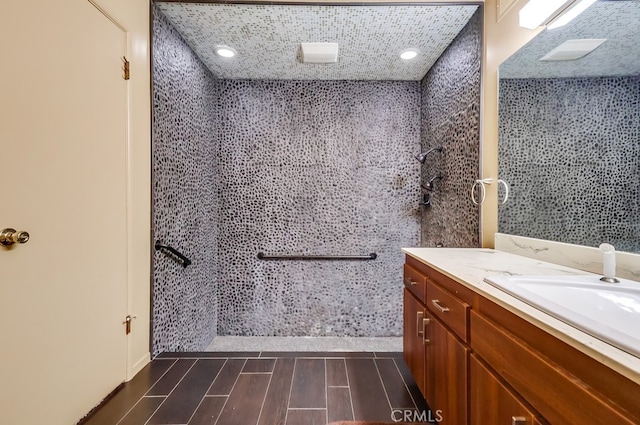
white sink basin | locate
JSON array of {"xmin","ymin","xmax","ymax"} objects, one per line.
[{"xmin": 483, "ymin": 275, "xmax": 640, "ymax": 357}]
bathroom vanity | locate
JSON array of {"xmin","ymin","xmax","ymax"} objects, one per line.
[{"xmin": 402, "ymin": 248, "xmax": 640, "ymax": 425}]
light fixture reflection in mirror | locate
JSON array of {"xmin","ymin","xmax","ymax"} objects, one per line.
[
  {"xmin": 519, "ymin": 0, "xmax": 568, "ymax": 29},
  {"xmin": 548, "ymin": 0, "xmax": 597, "ymax": 29},
  {"xmin": 498, "ymin": 0, "xmax": 640, "ymax": 254}
]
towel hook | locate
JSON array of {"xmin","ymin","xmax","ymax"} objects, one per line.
[{"xmin": 471, "ymin": 178, "xmax": 493, "ymax": 205}]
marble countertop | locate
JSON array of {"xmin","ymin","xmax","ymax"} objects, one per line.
[{"xmin": 402, "ymin": 247, "xmax": 640, "ymax": 385}]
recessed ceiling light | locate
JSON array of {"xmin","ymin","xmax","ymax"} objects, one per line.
[
  {"xmin": 214, "ymin": 45, "xmax": 236, "ymax": 58},
  {"xmin": 400, "ymin": 48, "xmax": 419, "ymax": 60}
]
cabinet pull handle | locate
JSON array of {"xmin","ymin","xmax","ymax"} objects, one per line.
[
  {"xmin": 423, "ymin": 317, "xmax": 430, "ymax": 345},
  {"xmin": 511, "ymin": 417, "xmax": 527, "ymax": 425},
  {"xmin": 404, "ymin": 277, "xmax": 417, "ymax": 286},
  {"xmin": 431, "ymin": 299, "xmax": 450, "ymax": 313},
  {"xmin": 416, "ymin": 311, "xmax": 424, "ymax": 336}
]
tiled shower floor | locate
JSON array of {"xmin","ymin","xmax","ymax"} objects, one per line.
[{"xmin": 206, "ymin": 336, "xmax": 403, "ymax": 352}]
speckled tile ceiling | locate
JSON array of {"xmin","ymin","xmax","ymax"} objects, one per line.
[
  {"xmin": 501, "ymin": 0, "xmax": 640, "ymax": 79},
  {"xmin": 155, "ymin": 3, "xmax": 478, "ymax": 81}
]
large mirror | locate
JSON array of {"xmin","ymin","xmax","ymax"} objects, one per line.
[{"xmin": 498, "ymin": 0, "xmax": 640, "ymax": 253}]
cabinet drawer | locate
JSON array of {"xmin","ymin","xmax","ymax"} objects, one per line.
[
  {"xmin": 404, "ymin": 264, "xmax": 427, "ymax": 302},
  {"xmin": 470, "ymin": 311, "xmax": 635, "ymax": 425},
  {"xmin": 470, "ymin": 354, "xmax": 545, "ymax": 425},
  {"xmin": 426, "ymin": 279, "xmax": 469, "ymax": 342}
]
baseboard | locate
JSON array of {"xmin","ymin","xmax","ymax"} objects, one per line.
[
  {"xmin": 75, "ymin": 382, "xmax": 125, "ymax": 424},
  {"xmin": 128, "ymin": 352, "xmax": 151, "ymax": 381}
]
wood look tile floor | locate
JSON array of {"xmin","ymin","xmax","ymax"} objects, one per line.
[{"xmin": 83, "ymin": 352, "xmax": 429, "ymax": 425}]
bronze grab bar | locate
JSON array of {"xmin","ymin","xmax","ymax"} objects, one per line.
[
  {"xmin": 155, "ymin": 242, "xmax": 191, "ymax": 268},
  {"xmin": 257, "ymin": 252, "xmax": 377, "ymax": 261}
]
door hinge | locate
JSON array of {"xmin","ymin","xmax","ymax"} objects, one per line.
[
  {"xmin": 123, "ymin": 314, "xmax": 137, "ymax": 334},
  {"xmin": 122, "ymin": 56, "xmax": 130, "ymax": 80}
]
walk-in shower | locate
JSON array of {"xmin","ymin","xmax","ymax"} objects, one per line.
[{"xmin": 151, "ymin": 2, "xmax": 482, "ymax": 355}]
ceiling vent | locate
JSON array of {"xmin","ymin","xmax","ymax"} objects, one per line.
[
  {"xmin": 539, "ymin": 38, "xmax": 606, "ymax": 61},
  {"xmin": 300, "ymin": 43, "xmax": 339, "ymax": 64}
]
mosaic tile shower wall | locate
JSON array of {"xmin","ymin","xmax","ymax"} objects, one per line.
[
  {"xmin": 499, "ymin": 76, "xmax": 640, "ymax": 252},
  {"xmin": 152, "ymin": 6, "xmax": 219, "ymax": 355},
  {"xmin": 151, "ymin": 7, "xmax": 480, "ymax": 344},
  {"xmin": 419, "ymin": 10, "xmax": 482, "ymax": 247},
  {"xmin": 214, "ymin": 80, "xmax": 421, "ymax": 336}
]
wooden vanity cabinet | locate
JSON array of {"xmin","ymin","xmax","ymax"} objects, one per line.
[
  {"xmin": 403, "ymin": 255, "xmax": 640, "ymax": 425},
  {"xmin": 473, "ymin": 299, "xmax": 640, "ymax": 425}
]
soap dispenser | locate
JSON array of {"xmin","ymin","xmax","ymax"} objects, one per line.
[{"xmin": 599, "ymin": 243, "xmax": 620, "ymax": 284}]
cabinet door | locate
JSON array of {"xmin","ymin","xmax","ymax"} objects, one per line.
[
  {"xmin": 426, "ymin": 314, "xmax": 469, "ymax": 425},
  {"xmin": 403, "ymin": 288, "xmax": 427, "ymax": 396},
  {"xmin": 470, "ymin": 354, "xmax": 545, "ymax": 425}
]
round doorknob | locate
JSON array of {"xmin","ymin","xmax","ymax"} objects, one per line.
[{"xmin": 1, "ymin": 228, "xmax": 30, "ymax": 246}]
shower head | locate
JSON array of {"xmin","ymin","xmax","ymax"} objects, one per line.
[{"xmin": 415, "ymin": 146, "xmax": 443, "ymax": 163}]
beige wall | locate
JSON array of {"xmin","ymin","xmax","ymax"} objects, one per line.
[{"xmin": 92, "ymin": 0, "xmax": 152, "ymax": 379}]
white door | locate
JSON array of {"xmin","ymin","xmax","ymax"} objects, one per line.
[{"xmin": 0, "ymin": 1, "xmax": 129, "ymax": 423}]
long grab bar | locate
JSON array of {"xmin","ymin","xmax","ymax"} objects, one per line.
[
  {"xmin": 257, "ymin": 252, "xmax": 377, "ymax": 261},
  {"xmin": 155, "ymin": 242, "xmax": 192, "ymax": 268}
]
